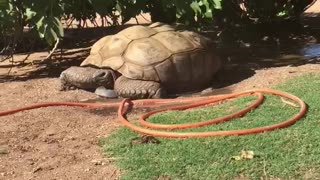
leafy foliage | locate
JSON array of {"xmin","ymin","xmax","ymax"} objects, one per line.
[
  {"xmin": 0, "ymin": 0, "xmax": 315, "ymax": 50},
  {"xmin": 241, "ymin": 0, "xmax": 315, "ymax": 22}
]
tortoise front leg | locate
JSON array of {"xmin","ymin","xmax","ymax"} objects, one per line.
[{"xmin": 114, "ymin": 76, "xmax": 167, "ymax": 99}]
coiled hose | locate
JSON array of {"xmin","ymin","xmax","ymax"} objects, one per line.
[{"xmin": 0, "ymin": 88, "xmax": 307, "ymax": 138}]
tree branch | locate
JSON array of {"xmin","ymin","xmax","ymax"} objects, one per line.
[{"xmin": 41, "ymin": 38, "xmax": 60, "ymax": 62}]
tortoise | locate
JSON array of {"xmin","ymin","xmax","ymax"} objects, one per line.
[{"xmin": 59, "ymin": 22, "xmax": 221, "ymax": 99}]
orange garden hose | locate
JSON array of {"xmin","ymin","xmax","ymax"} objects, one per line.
[{"xmin": 0, "ymin": 88, "xmax": 307, "ymax": 138}]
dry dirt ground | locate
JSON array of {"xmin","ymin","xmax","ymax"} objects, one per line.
[{"xmin": 1, "ymin": 9, "xmax": 320, "ymax": 180}]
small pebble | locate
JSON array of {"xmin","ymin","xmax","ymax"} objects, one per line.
[
  {"xmin": 33, "ymin": 167, "xmax": 42, "ymax": 173},
  {"xmin": 69, "ymin": 136, "xmax": 76, "ymax": 140},
  {"xmin": 85, "ymin": 168, "xmax": 90, "ymax": 172},
  {"xmin": 0, "ymin": 148, "xmax": 8, "ymax": 155},
  {"xmin": 91, "ymin": 159, "xmax": 103, "ymax": 165}
]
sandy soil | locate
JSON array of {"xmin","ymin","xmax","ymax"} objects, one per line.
[
  {"xmin": 0, "ymin": 78, "xmax": 121, "ymax": 180},
  {"xmin": 1, "ymin": 7, "xmax": 320, "ymax": 180},
  {"xmin": 1, "ymin": 61, "xmax": 319, "ymax": 180}
]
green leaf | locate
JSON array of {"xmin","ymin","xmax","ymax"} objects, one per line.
[
  {"xmin": 45, "ymin": 27, "xmax": 58, "ymax": 46},
  {"xmin": 204, "ymin": 10, "xmax": 212, "ymax": 18},
  {"xmin": 190, "ymin": 1, "xmax": 202, "ymax": 15},
  {"xmin": 203, "ymin": 0, "xmax": 213, "ymax": 18},
  {"xmin": 34, "ymin": 16, "xmax": 62, "ymax": 45},
  {"xmin": 212, "ymin": 0, "xmax": 222, "ymax": 9},
  {"xmin": 36, "ymin": 16, "xmax": 45, "ymax": 38},
  {"xmin": 51, "ymin": 17, "xmax": 64, "ymax": 37},
  {"xmin": 25, "ymin": 8, "xmax": 36, "ymax": 21}
]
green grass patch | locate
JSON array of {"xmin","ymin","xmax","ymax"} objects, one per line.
[{"xmin": 100, "ymin": 73, "xmax": 320, "ymax": 180}]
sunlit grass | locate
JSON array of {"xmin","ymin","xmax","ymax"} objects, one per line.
[{"xmin": 100, "ymin": 73, "xmax": 320, "ymax": 180}]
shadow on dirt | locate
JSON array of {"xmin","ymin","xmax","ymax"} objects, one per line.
[
  {"xmin": 0, "ymin": 51, "xmax": 88, "ymax": 83},
  {"xmin": 0, "ymin": 25, "xmax": 136, "ymax": 83},
  {"xmin": 214, "ymin": 18, "xmax": 320, "ymax": 66}
]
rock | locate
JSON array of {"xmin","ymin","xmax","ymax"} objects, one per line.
[
  {"xmin": 94, "ymin": 86, "xmax": 118, "ymax": 98},
  {"xmin": 200, "ymin": 87, "xmax": 214, "ymax": 95}
]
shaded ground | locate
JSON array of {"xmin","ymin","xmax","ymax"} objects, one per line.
[
  {"xmin": 0, "ymin": 79, "xmax": 121, "ymax": 180},
  {"xmin": 1, "ymin": 8, "xmax": 320, "ymax": 180}
]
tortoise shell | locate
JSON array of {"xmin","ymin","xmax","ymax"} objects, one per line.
[{"xmin": 80, "ymin": 22, "xmax": 221, "ymax": 92}]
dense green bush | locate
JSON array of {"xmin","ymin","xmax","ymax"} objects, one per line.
[{"xmin": 0, "ymin": 0, "xmax": 315, "ymax": 52}]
